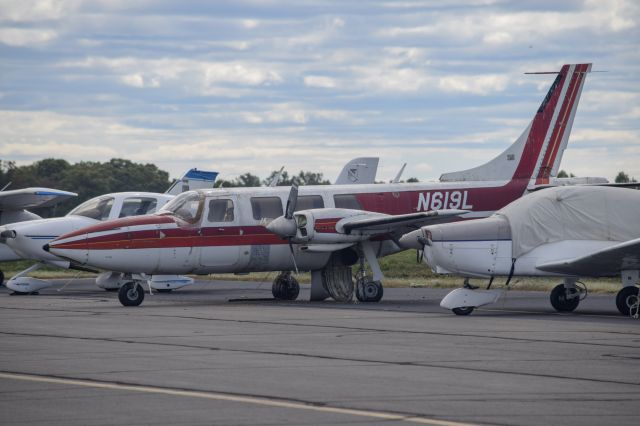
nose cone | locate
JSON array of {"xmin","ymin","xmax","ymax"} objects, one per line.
[
  {"xmin": 399, "ymin": 229, "xmax": 426, "ymax": 250},
  {"xmin": 266, "ymin": 216, "xmax": 297, "ymax": 238}
]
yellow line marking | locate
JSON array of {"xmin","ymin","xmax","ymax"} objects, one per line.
[{"xmin": 0, "ymin": 371, "xmax": 479, "ymax": 426}]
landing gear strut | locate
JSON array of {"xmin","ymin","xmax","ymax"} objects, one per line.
[
  {"xmin": 550, "ymin": 279, "xmax": 584, "ymax": 312},
  {"xmin": 118, "ymin": 281, "xmax": 145, "ymax": 306},
  {"xmin": 272, "ymin": 272, "xmax": 300, "ymax": 300}
]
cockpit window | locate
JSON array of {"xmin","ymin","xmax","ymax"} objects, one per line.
[
  {"xmin": 159, "ymin": 191, "xmax": 203, "ymax": 223},
  {"xmin": 119, "ymin": 197, "xmax": 158, "ymax": 218},
  {"xmin": 68, "ymin": 197, "xmax": 115, "ymax": 221},
  {"xmin": 207, "ymin": 199, "xmax": 234, "ymax": 222}
]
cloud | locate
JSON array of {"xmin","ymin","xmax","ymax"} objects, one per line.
[
  {"xmin": 0, "ymin": 28, "xmax": 57, "ymax": 46},
  {"xmin": 0, "ymin": 0, "xmax": 78, "ymax": 22},
  {"xmin": 304, "ymin": 75, "xmax": 336, "ymax": 88}
]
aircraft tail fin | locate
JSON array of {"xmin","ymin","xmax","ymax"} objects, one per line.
[
  {"xmin": 165, "ymin": 169, "xmax": 218, "ymax": 195},
  {"xmin": 335, "ymin": 157, "xmax": 379, "ymax": 184},
  {"xmin": 440, "ymin": 63, "xmax": 592, "ymax": 184}
]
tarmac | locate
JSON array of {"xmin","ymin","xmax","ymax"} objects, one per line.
[{"xmin": 0, "ymin": 278, "xmax": 638, "ymax": 426}]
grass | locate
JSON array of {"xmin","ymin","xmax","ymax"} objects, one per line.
[{"xmin": 1, "ymin": 251, "xmax": 623, "ymax": 294}]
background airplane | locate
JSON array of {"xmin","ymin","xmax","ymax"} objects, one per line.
[
  {"xmin": 46, "ymin": 63, "xmax": 593, "ymax": 307},
  {"xmin": 400, "ymin": 186, "xmax": 640, "ymax": 316},
  {"xmin": 0, "ymin": 186, "xmax": 77, "ymax": 283}
]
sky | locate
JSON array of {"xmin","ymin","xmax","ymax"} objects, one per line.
[{"xmin": 0, "ymin": 0, "xmax": 638, "ymax": 183}]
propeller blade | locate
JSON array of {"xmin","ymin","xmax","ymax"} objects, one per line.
[
  {"xmin": 285, "ymin": 183, "xmax": 299, "ymax": 219},
  {"xmin": 289, "ymin": 241, "xmax": 299, "ymax": 274}
]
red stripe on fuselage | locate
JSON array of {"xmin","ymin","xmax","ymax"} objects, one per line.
[
  {"xmin": 60, "ymin": 215, "xmax": 176, "ymax": 240},
  {"xmin": 53, "ymin": 225, "xmax": 286, "ymax": 251}
]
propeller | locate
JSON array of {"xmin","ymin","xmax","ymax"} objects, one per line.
[{"xmin": 266, "ymin": 184, "xmax": 300, "ymax": 274}]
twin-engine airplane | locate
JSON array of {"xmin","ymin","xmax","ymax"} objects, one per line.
[
  {"xmin": 400, "ymin": 186, "xmax": 640, "ymax": 316},
  {"xmin": 47, "ymin": 63, "xmax": 593, "ymax": 307},
  {"xmin": 0, "ymin": 159, "xmax": 379, "ymax": 295}
]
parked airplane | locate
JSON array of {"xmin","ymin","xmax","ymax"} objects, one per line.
[
  {"xmin": 0, "ymin": 159, "xmax": 377, "ymax": 294},
  {"xmin": 0, "ymin": 168, "xmax": 218, "ymax": 294},
  {"xmin": 0, "ymin": 186, "xmax": 77, "ymax": 283},
  {"xmin": 46, "ymin": 63, "xmax": 593, "ymax": 307},
  {"xmin": 399, "ymin": 186, "xmax": 640, "ymax": 316}
]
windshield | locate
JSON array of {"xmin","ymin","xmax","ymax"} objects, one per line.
[
  {"xmin": 67, "ymin": 197, "xmax": 115, "ymax": 221},
  {"xmin": 159, "ymin": 191, "xmax": 203, "ymax": 223}
]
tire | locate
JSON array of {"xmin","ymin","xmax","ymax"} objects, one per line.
[
  {"xmin": 357, "ymin": 280, "xmax": 383, "ymax": 303},
  {"xmin": 118, "ymin": 282, "xmax": 144, "ymax": 307},
  {"xmin": 550, "ymin": 283, "xmax": 580, "ymax": 312},
  {"xmin": 272, "ymin": 274, "xmax": 299, "ymax": 300},
  {"xmin": 452, "ymin": 306, "xmax": 474, "ymax": 316},
  {"xmin": 616, "ymin": 286, "xmax": 639, "ymax": 316},
  {"xmin": 0, "ymin": 270, "xmax": 4, "ymax": 285}
]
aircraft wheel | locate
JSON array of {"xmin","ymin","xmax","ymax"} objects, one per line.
[
  {"xmin": 156, "ymin": 289, "xmax": 173, "ymax": 293},
  {"xmin": 272, "ymin": 273, "xmax": 299, "ymax": 300},
  {"xmin": 0, "ymin": 270, "xmax": 4, "ymax": 285},
  {"xmin": 118, "ymin": 282, "xmax": 144, "ymax": 307},
  {"xmin": 550, "ymin": 283, "xmax": 580, "ymax": 312},
  {"xmin": 452, "ymin": 307, "xmax": 474, "ymax": 316},
  {"xmin": 356, "ymin": 279, "xmax": 383, "ymax": 302},
  {"xmin": 616, "ymin": 286, "xmax": 639, "ymax": 316}
]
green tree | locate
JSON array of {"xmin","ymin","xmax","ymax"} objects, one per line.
[
  {"xmin": 556, "ymin": 170, "xmax": 576, "ymax": 178},
  {"xmin": 615, "ymin": 171, "xmax": 637, "ymax": 183}
]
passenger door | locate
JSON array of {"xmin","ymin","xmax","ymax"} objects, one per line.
[{"xmin": 199, "ymin": 196, "xmax": 242, "ymax": 269}]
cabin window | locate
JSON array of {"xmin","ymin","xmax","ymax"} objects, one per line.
[
  {"xmin": 207, "ymin": 199, "xmax": 234, "ymax": 222},
  {"xmin": 333, "ymin": 194, "xmax": 362, "ymax": 210},
  {"xmin": 295, "ymin": 195, "xmax": 324, "ymax": 211},
  {"xmin": 251, "ymin": 197, "xmax": 283, "ymax": 220},
  {"xmin": 68, "ymin": 197, "xmax": 115, "ymax": 221},
  {"xmin": 119, "ymin": 197, "xmax": 158, "ymax": 218}
]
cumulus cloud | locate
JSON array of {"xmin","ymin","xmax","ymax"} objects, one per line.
[
  {"xmin": 304, "ymin": 75, "xmax": 337, "ymax": 88},
  {"xmin": 0, "ymin": 28, "xmax": 57, "ymax": 46}
]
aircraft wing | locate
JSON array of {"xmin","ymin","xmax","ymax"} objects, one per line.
[
  {"xmin": 342, "ymin": 209, "xmax": 468, "ymax": 236},
  {"xmin": 536, "ymin": 238, "xmax": 640, "ymax": 276},
  {"xmin": 0, "ymin": 188, "xmax": 77, "ymax": 211}
]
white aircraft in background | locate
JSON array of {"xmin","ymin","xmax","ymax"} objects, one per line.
[
  {"xmin": 46, "ymin": 63, "xmax": 593, "ymax": 307},
  {"xmin": 0, "ymin": 168, "xmax": 218, "ymax": 294},
  {"xmin": 400, "ymin": 186, "xmax": 640, "ymax": 316},
  {"xmin": 0, "ymin": 186, "xmax": 77, "ymax": 283}
]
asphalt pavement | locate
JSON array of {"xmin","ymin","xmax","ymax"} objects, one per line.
[{"xmin": 0, "ymin": 278, "xmax": 638, "ymax": 426}]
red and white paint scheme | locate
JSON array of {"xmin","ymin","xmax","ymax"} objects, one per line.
[{"xmin": 48, "ymin": 63, "xmax": 592, "ymax": 306}]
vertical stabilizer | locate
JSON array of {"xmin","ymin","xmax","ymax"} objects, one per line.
[
  {"xmin": 335, "ymin": 157, "xmax": 379, "ymax": 184},
  {"xmin": 165, "ymin": 169, "xmax": 218, "ymax": 195},
  {"xmin": 439, "ymin": 64, "xmax": 591, "ymax": 183}
]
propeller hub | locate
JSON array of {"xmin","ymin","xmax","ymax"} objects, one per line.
[{"xmin": 266, "ymin": 216, "xmax": 297, "ymax": 238}]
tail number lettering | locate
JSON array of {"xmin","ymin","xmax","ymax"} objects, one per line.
[{"xmin": 417, "ymin": 191, "xmax": 472, "ymax": 211}]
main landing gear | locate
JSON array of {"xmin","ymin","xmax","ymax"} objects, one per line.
[
  {"xmin": 352, "ymin": 242, "xmax": 385, "ymax": 303},
  {"xmin": 272, "ymin": 271, "xmax": 300, "ymax": 300},
  {"xmin": 118, "ymin": 281, "xmax": 145, "ymax": 306},
  {"xmin": 549, "ymin": 279, "xmax": 586, "ymax": 312},
  {"xmin": 616, "ymin": 286, "xmax": 639, "ymax": 317}
]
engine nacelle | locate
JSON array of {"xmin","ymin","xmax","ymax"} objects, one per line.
[{"xmin": 291, "ymin": 208, "xmax": 385, "ymax": 245}]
